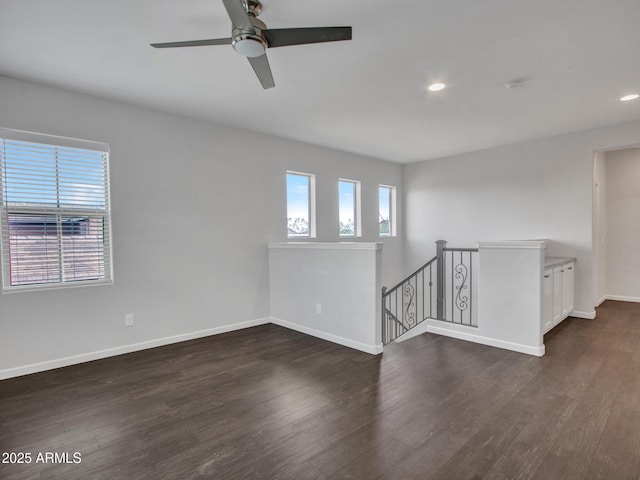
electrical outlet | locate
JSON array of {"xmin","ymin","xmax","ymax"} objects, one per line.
[
  {"xmin": 125, "ymin": 314, "xmax": 134, "ymax": 327},
  {"xmin": 316, "ymin": 304, "xmax": 322, "ymax": 314}
]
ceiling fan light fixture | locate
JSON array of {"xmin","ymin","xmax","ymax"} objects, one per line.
[{"xmin": 232, "ymin": 36, "xmax": 266, "ymax": 57}]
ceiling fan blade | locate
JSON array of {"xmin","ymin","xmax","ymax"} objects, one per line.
[
  {"xmin": 222, "ymin": 0, "xmax": 255, "ymax": 32},
  {"xmin": 150, "ymin": 38, "xmax": 233, "ymax": 48},
  {"xmin": 263, "ymin": 27, "xmax": 352, "ymax": 48},
  {"xmin": 247, "ymin": 54, "xmax": 275, "ymax": 89}
]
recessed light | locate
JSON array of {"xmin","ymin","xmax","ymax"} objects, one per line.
[
  {"xmin": 620, "ymin": 94, "xmax": 639, "ymax": 102},
  {"xmin": 428, "ymin": 83, "xmax": 446, "ymax": 92}
]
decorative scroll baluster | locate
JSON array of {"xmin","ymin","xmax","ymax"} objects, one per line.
[
  {"xmin": 403, "ymin": 282, "xmax": 416, "ymax": 328},
  {"xmin": 454, "ymin": 255, "xmax": 469, "ymax": 319},
  {"xmin": 445, "ymin": 248, "xmax": 477, "ymax": 327}
]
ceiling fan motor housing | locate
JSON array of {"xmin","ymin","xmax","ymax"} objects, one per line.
[{"xmin": 232, "ymin": 3, "xmax": 267, "ymax": 57}]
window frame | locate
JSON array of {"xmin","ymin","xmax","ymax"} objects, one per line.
[
  {"xmin": 338, "ymin": 178, "xmax": 361, "ymax": 238},
  {"xmin": 286, "ymin": 170, "xmax": 316, "ymax": 239},
  {"xmin": 379, "ymin": 184, "xmax": 397, "ymax": 238},
  {"xmin": 0, "ymin": 128, "xmax": 113, "ymax": 293}
]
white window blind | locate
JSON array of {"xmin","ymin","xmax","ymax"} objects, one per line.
[{"xmin": 0, "ymin": 128, "xmax": 113, "ymax": 291}]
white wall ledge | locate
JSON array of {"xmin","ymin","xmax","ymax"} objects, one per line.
[
  {"xmin": 268, "ymin": 242, "xmax": 383, "ymax": 251},
  {"xmin": 477, "ymin": 240, "xmax": 548, "ymax": 250}
]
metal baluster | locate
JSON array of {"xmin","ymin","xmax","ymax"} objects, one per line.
[
  {"xmin": 450, "ymin": 251, "xmax": 454, "ymax": 323},
  {"xmin": 469, "ymin": 251, "xmax": 473, "ymax": 326},
  {"xmin": 429, "ymin": 264, "xmax": 433, "ymax": 318},
  {"xmin": 459, "ymin": 251, "xmax": 462, "ymax": 324},
  {"xmin": 421, "ymin": 268, "xmax": 425, "ymax": 322},
  {"xmin": 436, "ymin": 240, "xmax": 446, "ymax": 320},
  {"xmin": 381, "ymin": 286, "xmax": 387, "ymax": 344}
]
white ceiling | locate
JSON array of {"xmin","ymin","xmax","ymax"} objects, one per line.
[{"xmin": 1, "ymin": 0, "xmax": 639, "ymax": 163}]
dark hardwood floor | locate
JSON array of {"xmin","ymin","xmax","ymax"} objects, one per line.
[{"xmin": 2, "ymin": 300, "xmax": 640, "ymax": 479}]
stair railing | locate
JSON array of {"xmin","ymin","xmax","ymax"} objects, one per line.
[{"xmin": 382, "ymin": 240, "xmax": 478, "ymax": 345}]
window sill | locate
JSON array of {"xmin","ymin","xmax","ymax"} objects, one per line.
[{"xmin": 3, "ymin": 279, "xmax": 113, "ymax": 294}]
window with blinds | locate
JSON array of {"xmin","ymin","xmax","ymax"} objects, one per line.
[{"xmin": 0, "ymin": 128, "xmax": 112, "ymax": 291}]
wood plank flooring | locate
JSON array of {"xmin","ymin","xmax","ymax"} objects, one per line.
[{"xmin": 2, "ymin": 300, "xmax": 640, "ymax": 479}]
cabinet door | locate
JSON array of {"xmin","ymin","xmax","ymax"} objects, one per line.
[
  {"xmin": 552, "ymin": 266, "xmax": 563, "ymax": 325},
  {"xmin": 542, "ymin": 269, "xmax": 553, "ymax": 333},
  {"xmin": 562, "ymin": 262, "xmax": 575, "ymax": 316}
]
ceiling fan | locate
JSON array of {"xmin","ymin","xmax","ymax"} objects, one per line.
[{"xmin": 151, "ymin": 0, "xmax": 352, "ymax": 89}]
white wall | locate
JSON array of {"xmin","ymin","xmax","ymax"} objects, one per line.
[
  {"xmin": 0, "ymin": 75, "xmax": 403, "ymax": 377},
  {"xmin": 404, "ymin": 120, "xmax": 640, "ymax": 318},
  {"xmin": 269, "ymin": 243, "xmax": 382, "ymax": 354},
  {"xmin": 603, "ymin": 148, "xmax": 640, "ymax": 301},
  {"xmin": 593, "ymin": 150, "xmax": 607, "ymax": 304}
]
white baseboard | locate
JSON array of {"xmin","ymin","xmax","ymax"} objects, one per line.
[
  {"xmin": 603, "ymin": 295, "xmax": 640, "ymax": 304},
  {"xmin": 1, "ymin": 316, "xmax": 384, "ymax": 381},
  {"xmin": 394, "ymin": 322, "xmax": 430, "ymax": 343},
  {"xmin": 270, "ymin": 317, "xmax": 383, "ymax": 355},
  {"xmin": 596, "ymin": 296, "xmax": 607, "ymax": 307},
  {"xmin": 426, "ymin": 322, "xmax": 545, "ymax": 357},
  {"xmin": 571, "ymin": 310, "xmax": 596, "ymax": 320},
  {"xmin": 0, "ymin": 318, "xmax": 271, "ymax": 380}
]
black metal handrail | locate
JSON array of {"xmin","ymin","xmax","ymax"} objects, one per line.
[
  {"xmin": 382, "ymin": 240, "xmax": 478, "ymax": 345},
  {"xmin": 382, "ymin": 256, "xmax": 437, "ymax": 345},
  {"xmin": 383, "ymin": 256, "xmax": 437, "ymax": 297}
]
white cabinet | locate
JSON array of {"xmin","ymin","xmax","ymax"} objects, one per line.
[
  {"xmin": 542, "ymin": 269, "xmax": 553, "ymax": 333},
  {"xmin": 552, "ymin": 266, "xmax": 563, "ymax": 325},
  {"xmin": 542, "ymin": 259, "xmax": 575, "ymax": 334},
  {"xmin": 561, "ymin": 263, "xmax": 574, "ymax": 317}
]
